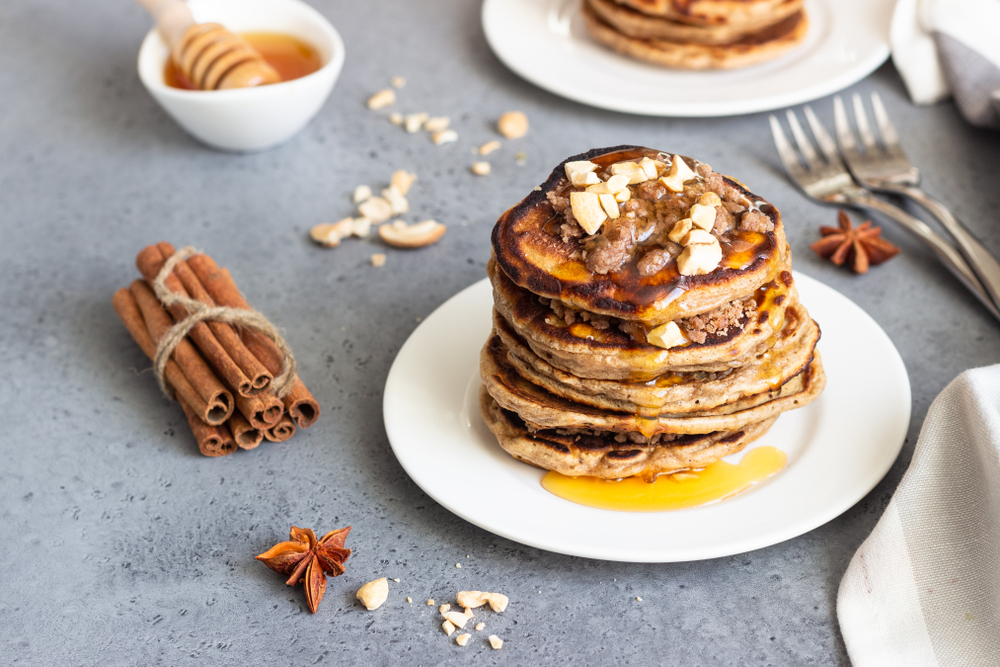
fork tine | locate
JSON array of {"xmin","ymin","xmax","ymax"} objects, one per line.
[
  {"xmin": 833, "ymin": 96, "xmax": 857, "ymax": 151},
  {"xmin": 870, "ymin": 92, "xmax": 902, "ymax": 152},
  {"xmin": 769, "ymin": 114, "xmax": 807, "ymax": 179},
  {"xmin": 852, "ymin": 93, "xmax": 878, "ymax": 152},
  {"xmin": 803, "ymin": 106, "xmax": 840, "ymax": 164},
  {"xmin": 785, "ymin": 109, "xmax": 822, "ymax": 170}
]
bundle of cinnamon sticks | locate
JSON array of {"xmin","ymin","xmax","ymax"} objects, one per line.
[{"xmin": 113, "ymin": 242, "xmax": 320, "ymax": 456}]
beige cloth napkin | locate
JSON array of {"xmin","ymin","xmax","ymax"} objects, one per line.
[{"xmin": 838, "ymin": 365, "xmax": 1000, "ymax": 666}]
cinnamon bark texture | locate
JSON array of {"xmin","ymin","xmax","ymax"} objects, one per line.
[
  {"xmin": 186, "ymin": 252, "xmax": 321, "ymax": 428},
  {"xmin": 114, "ymin": 243, "xmax": 320, "ymax": 456}
]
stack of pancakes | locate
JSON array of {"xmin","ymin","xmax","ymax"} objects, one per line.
[
  {"xmin": 582, "ymin": 0, "xmax": 808, "ymax": 70},
  {"xmin": 480, "ymin": 146, "xmax": 825, "ymax": 480}
]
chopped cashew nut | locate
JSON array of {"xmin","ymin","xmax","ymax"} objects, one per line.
[
  {"xmin": 432, "ymin": 130, "xmax": 458, "ymax": 145},
  {"xmin": 456, "ymin": 591, "xmax": 508, "ymax": 612},
  {"xmin": 370, "ymin": 253, "xmax": 386, "ymax": 267},
  {"xmin": 475, "ymin": 623, "xmax": 486, "ymax": 631},
  {"xmin": 660, "ymin": 155, "xmax": 696, "ymax": 192},
  {"xmin": 610, "ymin": 161, "xmax": 648, "ymax": 185},
  {"xmin": 456, "ymin": 633, "xmax": 471, "ymax": 646},
  {"xmin": 677, "ymin": 242, "xmax": 723, "ymax": 275},
  {"xmin": 353, "ymin": 184, "xmax": 372, "ymax": 204},
  {"xmin": 564, "ymin": 160, "xmax": 597, "ymax": 179},
  {"xmin": 681, "ymin": 229, "xmax": 716, "ymax": 246},
  {"xmin": 497, "ymin": 111, "xmax": 528, "ymax": 139},
  {"xmin": 351, "ymin": 217, "xmax": 372, "ymax": 238},
  {"xmin": 688, "ymin": 203, "xmax": 716, "ymax": 230},
  {"xmin": 647, "ymin": 321, "xmax": 688, "ymax": 349},
  {"xmin": 427, "ymin": 599, "xmax": 435, "ymax": 606},
  {"xmin": 442, "ymin": 620, "xmax": 456, "ymax": 636},
  {"xmin": 390, "ymin": 170, "xmax": 417, "ymax": 195},
  {"xmin": 358, "ymin": 196, "xmax": 393, "ymax": 223},
  {"xmin": 406, "ymin": 597, "xmax": 412, "ymax": 603},
  {"xmin": 404, "ymin": 112, "xmax": 428, "ymax": 133},
  {"xmin": 586, "ymin": 174, "xmax": 630, "ymax": 195},
  {"xmin": 479, "ymin": 140, "xmax": 502, "ymax": 155},
  {"xmin": 389, "ymin": 112, "xmax": 403, "ymax": 126},
  {"xmin": 640, "ymin": 157, "xmax": 661, "ymax": 179},
  {"xmin": 443, "ymin": 611, "xmax": 471, "ymax": 629},
  {"xmin": 489, "ymin": 635, "xmax": 503, "ymax": 650},
  {"xmin": 381, "ymin": 185, "xmax": 409, "ymax": 215},
  {"xmin": 667, "ymin": 218, "xmax": 693, "ymax": 244},
  {"xmin": 637, "ymin": 597, "xmax": 643, "ymax": 602},
  {"xmin": 439, "ymin": 604, "xmax": 451, "ymax": 614},
  {"xmin": 571, "ymin": 171, "xmax": 601, "ymax": 187},
  {"xmin": 423, "ymin": 116, "xmax": 450, "ymax": 133},
  {"xmin": 698, "ymin": 191, "xmax": 722, "ymax": 207},
  {"xmin": 356, "ymin": 578, "xmax": 389, "ymax": 610},
  {"xmin": 570, "ymin": 191, "xmax": 606, "ymax": 235},
  {"xmin": 455, "ymin": 563, "xmax": 462, "ymax": 568},
  {"xmin": 599, "ymin": 193, "xmax": 620, "ymax": 219},
  {"xmin": 310, "ymin": 223, "xmax": 342, "ymax": 247},
  {"xmin": 471, "ymin": 161, "xmax": 491, "ymax": 176},
  {"xmin": 367, "ymin": 89, "xmax": 395, "ymax": 110}
]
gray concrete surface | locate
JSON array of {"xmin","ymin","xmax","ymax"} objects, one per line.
[{"xmin": 2, "ymin": 0, "xmax": 999, "ymax": 665}]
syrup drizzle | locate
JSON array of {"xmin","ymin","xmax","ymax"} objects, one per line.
[{"xmin": 541, "ymin": 446, "xmax": 786, "ymax": 512}]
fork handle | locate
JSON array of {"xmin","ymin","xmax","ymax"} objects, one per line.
[
  {"xmin": 846, "ymin": 193, "xmax": 1000, "ymax": 322},
  {"xmin": 876, "ymin": 183, "xmax": 1000, "ymax": 314}
]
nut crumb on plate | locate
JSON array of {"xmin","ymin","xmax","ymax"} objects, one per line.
[
  {"xmin": 406, "ymin": 597, "xmax": 412, "ymax": 603},
  {"xmin": 475, "ymin": 622, "xmax": 485, "ymax": 631},
  {"xmin": 367, "ymin": 89, "xmax": 395, "ymax": 110},
  {"xmin": 439, "ymin": 603, "xmax": 451, "ymax": 614},
  {"xmin": 455, "ymin": 633, "xmax": 471, "ymax": 646},
  {"xmin": 381, "ymin": 185, "xmax": 409, "ymax": 214},
  {"xmin": 389, "ymin": 112, "xmax": 403, "ymax": 126},
  {"xmin": 489, "ymin": 635, "xmax": 503, "ymax": 650},
  {"xmin": 379, "ymin": 219, "xmax": 446, "ymax": 248},
  {"xmin": 353, "ymin": 184, "xmax": 372, "ymax": 203},
  {"xmin": 424, "ymin": 116, "xmax": 450, "ymax": 133},
  {"xmin": 427, "ymin": 599, "xmax": 435, "ymax": 606},
  {"xmin": 390, "ymin": 170, "xmax": 417, "ymax": 195},
  {"xmin": 471, "ymin": 161, "xmax": 491, "ymax": 176},
  {"xmin": 442, "ymin": 611, "xmax": 471, "ymax": 629},
  {"xmin": 497, "ymin": 111, "xmax": 528, "ymax": 139},
  {"xmin": 370, "ymin": 253, "xmax": 386, "ymax": 267},
  {"xmin": 442, "ymin": 620, "xmax": 456, "ymax": 636},
  {"xmin": 404, "ymin": 112, "xmax": 428, "ymax": 134},
  {"xmin": 358, "ymin": 196, "xmax": 393, "ymax": 223}
]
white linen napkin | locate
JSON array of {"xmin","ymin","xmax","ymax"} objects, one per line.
[
  {"xmin": 837, "ymin": 364, "xmax": 1000, "ymax": 667},
  {"xmin": 890, "ymin": 0, "xmax": 1000, "ymax": 127}
]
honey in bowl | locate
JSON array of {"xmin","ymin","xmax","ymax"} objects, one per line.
[
  {"xmin": 541, "ymin": 446, "xmax": 786, "ymax": 512},
  {"xmin": 164, "ymin": 32, "xmax": 322, "ymax": 90}
]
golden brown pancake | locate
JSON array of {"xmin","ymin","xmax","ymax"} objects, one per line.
[
  {"xmin": 613, "ymin": 0, "xmax": 802, "ymax": 27},
  {"xmin": 492, "ymin": 146, "xmax": 788, "ymax": 326},
  {"xmin": 587, "ymin": 0, "xmax": 803, "ymax": 44},
  {"xmin": 489, "ymin": 255, "xmax": 796, "ymax": 380},
  {"xmin": 494, "ymin": 301, "xmax": 820, "ymax": 414},
  {"xmin": 481, "ymin": 333, "xmax": 825, "ymax": 435},
  {"xmin": 583, "ymin": 3, "xmax": 809, "ymax": 70},
  {"xmin": 481, "ymin": 386, "xmax": 778, "ymax": 479}
]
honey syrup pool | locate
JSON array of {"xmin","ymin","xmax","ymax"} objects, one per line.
[
  {"xmin": 164, "ymin": 32, "xmax": 323, "ymax": 89},
  {"xmin": 541, "ymin": 446, "xmax": 786, "ymax": 512}
]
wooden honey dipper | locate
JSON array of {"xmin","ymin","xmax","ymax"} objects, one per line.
[{"xmin": 135, "ymin": 0, "xmax": 280, "ymax": 90}]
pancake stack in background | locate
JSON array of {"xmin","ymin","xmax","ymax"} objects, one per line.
[
  {"xmin": 480, "ymin": 146, "xmax": 825, "ymax": 480},
  {"xmin": 582, "ymin": 0, "xmax": 808, "ymax": 70}
]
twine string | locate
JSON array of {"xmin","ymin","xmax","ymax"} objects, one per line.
[{"xmin": 151, "ymin": 247, "xmax": 297, "ymax": 399}]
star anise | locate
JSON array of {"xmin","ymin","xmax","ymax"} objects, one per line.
[
  {"xmin": 256, "ymin": 526, "xmax": 351, "ymax": 613},
  {"xmin": 810, "ymin": 210, "xmax": 900, "ymax": 274}
]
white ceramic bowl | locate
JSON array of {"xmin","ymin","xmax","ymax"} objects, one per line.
[{"xmin": 138, "ymin": 0, "xmax": 344, "ymax": 152}]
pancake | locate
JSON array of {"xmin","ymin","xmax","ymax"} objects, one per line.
[
  {"xmin": 489, "ymin": 255, "xmax": 796, "ymax": 380},
  {"xmin": 582, "ymin": 3, "xmax": 809, "ymax": 70},
  {"xmin": 481, "ymin": 386, "xmax": 778, "ymax": 479},
  {"xmin": 481, "ymin": 334, "xmax": 825, "ymax": 435},
  {"xmin": 495, "ymin": 300, "xmax": 821, "ymax": 414},
  {"xmin": 612, "ymin": 0, "xmax": 802, "ymax": 27},
  {"xmin": 492, "ymin": 146, "xmax": 788, "ymax": 326},
  {"xmin": 587, "ymin": 0, "xmax": 803, "ymax": 44}
]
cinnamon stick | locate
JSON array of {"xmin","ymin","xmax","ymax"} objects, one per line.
[
  {"xmin": 113, "ymin": 288, "xmax": 233, "ymax": 426},
  {"xmin": 136, "ymin": 244, "xmax": 263, "ymax": 398},
  {"xmin": 186, "ymin": 253, "xmax": 321, "ymax": 428},
  {"xmin": 124, "ymin": 281, "xmax": 235, "ymax": 425},
  {"xmin": 155, "ymin": 242, "xmax": 272, "ymax": 396},
  {"xmin": 235, "ymin": 389, "xmax": 283, "ymax": 430},
  {"xmin": 264, "ymin": 414, "xmax": 297, "ymax": 443},
  {"xmin": 179, "ymin": 399, "xmax": 236, "ymax": 456},
  {"xmin": 228, "ymin": 411, "xmax": 264, "ymax": 450}
]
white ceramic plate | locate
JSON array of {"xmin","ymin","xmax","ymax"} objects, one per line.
[
  {"xmin": 481, "ymin": 0, "xmax": 893, "ymax": 117},
  {"xmin": 383, "ymin": 274, "xmax": 909, "ymax": 562}
]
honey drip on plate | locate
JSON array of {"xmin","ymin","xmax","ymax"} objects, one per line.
[
  {"xmin": 540, "ymin": 446, "xmax": 786, "ymax": 512},
  {"xmin": 164, "ymin": 32, "xmax": 322, "ymax": 89}
]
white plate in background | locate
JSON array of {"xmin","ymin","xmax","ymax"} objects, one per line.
[{"xmin": 482, "ymin": 0, "xmax": 893, "ymax": 117}]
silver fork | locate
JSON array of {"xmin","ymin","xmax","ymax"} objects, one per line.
[
  {"xmin": 769, "ymin": 108, "xmax": 1000, "ymax": 321},
  {"xmin": 835, "ymin": 93, "xmax": 1000, "ymax": 313}
]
